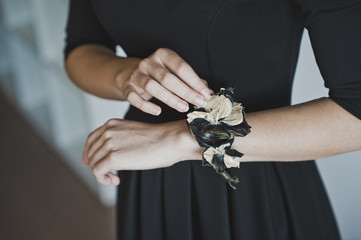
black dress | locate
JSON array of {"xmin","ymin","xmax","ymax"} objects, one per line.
[{"xmin": 65, "ymin": 0, "xmax": 361, "ymax": 239}]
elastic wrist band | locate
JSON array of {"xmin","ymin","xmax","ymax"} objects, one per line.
[{"xmin": 186, "ymin": 87, "xmax": 251, "ymax": 189}]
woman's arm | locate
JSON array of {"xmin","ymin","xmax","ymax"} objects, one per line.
[
  {"xmin": 227, "ymin": 97, "xmax": 361, "ymax": 162},
  {"xmin": 82, "ymin": 96, "xmax": 361, "ymax": 185},
  {"xmin": 66, "ymin": 45, "xmax": 211, "ymax": 115},
  {"xmin": 65, "ymin": 44, "xmax": 140, "ymax": 100},
  {"xmin": 176, "ymin": 97, "xmax": 361, "ymax": 163}
]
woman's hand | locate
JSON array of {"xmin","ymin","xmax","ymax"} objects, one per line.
[
  {"xmin": 117, "ymin": 48, "xmax": 212, "ymax": 116},
  {"xmin": 82, "ymin": 118, "xmax": 202, "ymax": 186}
]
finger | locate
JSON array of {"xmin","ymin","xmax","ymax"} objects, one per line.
[
  {"xmin": 83, "ymin": 119, "xmax": 119, "ymax": 165},
  {"xmin": 147, "ymin": 63, "xmax": 206, "ymax": 108},
  {"xmin": 92, "ymin": 160, "xmax": 113, "ymax": 186},
  {"xmin": 88, "ymin": 138, "xmax": 116, "ymax": 169},
  {"xmin": 125, "ymin": 89, "xmax": 162, "ymax": 116},
  {"xmin": 201, "ymin": 79, "xmax": 212, "ymax": 90},
  {"xmin": 82, "ymin": 125, "xmax": 104, "ymax": 165},
  {"xmin": 126, "ymin": 70, "xmax": 153, "ymax": 101},
  {"xmin": 155, "ymin": 49, "xmax": 211, "ymax": 99},
  {"xmin": 138, "ymin": 75, "xmax": 191, "ymax": 112},
  {"xmin": 107, "ymin": 172, "xmax": 120, "ymax": 186},
  {"xmin": 200, "ymin": 79, "xmax": 215, "ymax": 95},
  {"xmin": 87, "ymin": 129, "xmax": 113, "ymax": 167}
]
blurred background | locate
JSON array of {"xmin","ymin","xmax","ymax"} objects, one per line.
[{"xmin": 0, "ymin": 0, "xmax": 360, "ymax": 239}]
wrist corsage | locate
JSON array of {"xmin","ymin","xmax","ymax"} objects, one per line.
[{"xmin": 186, "ymin": 87, "xmax": 251, "ymax": 189}]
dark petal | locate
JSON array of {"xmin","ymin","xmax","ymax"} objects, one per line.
[
  {"xmin": 187, "ymin": 117, "xmax": 209, "ymax": 127},
  {"xmin": 194, "ymin": 129, "xmax": 231, "ymax": 148},
  {"xmin": 187, "ymin": 118, "xmax": 214, "ymax": 147},
  {"xmin": 201, "ymin": 146, "xmax": 240, "ymax": 190},
  {"xmin": 204, "ymin": 124, "xmax": 231, "ymax": 140},
  {"xmin": 220, "ymin": 172, "xmax": 239, "ymax": 190},
  {"xmin": 226, "ymin": 121, "xmax": 251, "ymax": 137},
  {"xmin": 211, "ymin": 153, "xmax": 226, "ymax": 174},
  {"xmin": 225, "ymin": 149, "xmax": 244, "ymax": 158},
  {"xmin": 202, "ymin": 149, "xmax": 212, "ymax": 167},
  {"xmin": 187, "ymin": 118, "xmax": 208, "ymax": 136},
  {"xmin": 192, "ymin": 133, "xmax": 213, "ymax": 148},
  {"xmin": 222, "ymin": 137, "xmax": 234, "ymax": 148},
  {"xmin": 190, "ymin": 123, "xmax": 232, "ymax": 148},
  {"xmin": 202, "ymin": 137, "xmax": 234, "ymax": 149},
  {"xmin": 218, "ymin": 87, "xmax": 236, "ymax": 102},
  {"xmin": 194, "ymin": 107, "xmax": 206, "ymax": 112}
]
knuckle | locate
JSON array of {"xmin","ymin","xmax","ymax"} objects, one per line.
[
  {"xmin": 128, "ymin": 80, "xmax": 140, "ymax": 91},
  {"xmin": 156, "ymin": 47, "xmax": 166, "ymax": 54},
  {"xmin": 103, "ymin": 129, "xmax": 115, "ymax": 139},
  {"xmin": 122, "ymin": 78, "xmax": 131, "ymax": 89},
  {"xmin": 197, "ymin": 80, "xmax": 206, "ymax": 88},
  {"xmin": 144, "ymin": 79, "xmax": 156, "ymax": 92},
  {"xmin": 138, "ymin": 59, "xmax": 149, "ymax": 70},
  {"xmin": 155, "ymin": 48, "xmax": 169, "ymax": 58},
  {"xmin": 174, "ymin": 61, "xmax": 186, "ymax": 74},
  {"xmin": 124, "ymin": 71, "xmax": 140, "ymax": 87},
  {"xmin": 126, "ymin": 91, "xmax": 142, "ymax": 106},
  {"xmin": 125, "ymin": 91, "xmax": 134, "ymax": 103},
  {"xmin": 104, "ymin": 139, "xmax": 114, "ymax": 150},
  {"xmin": 202, "ymin": 79, "xmax": 209, "ymax": 86},
  {"xmin": 158, "ymin": 72, "xmax": 171, "ymax": 85},
  {"xmin": 105, "ymin": 118, "xmax": 117, "ymax": 127}
]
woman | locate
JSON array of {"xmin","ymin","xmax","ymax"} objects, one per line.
[{"xmin": 64, "ymin": 0, "xmax": 361, "ymax": 239}]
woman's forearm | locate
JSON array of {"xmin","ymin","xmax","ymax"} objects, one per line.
[
  {"xmin": 65, "ymin": 44, "xmax": 141, "ymax": 100},
  {"xmin": 66, "ymin": 46, "xmax": 211, "ymax": 115},
  {"xmin": 180, "ymin": 97, "xmax": 361, "ymax": 162},
  {"xmin": 82, "ymin": 97, "xmax": 361, "ymax": 184}
]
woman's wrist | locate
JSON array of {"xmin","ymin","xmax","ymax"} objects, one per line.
[
  {"xmin": 162, "ymin": 120, "xmax": 203, "ymax": 163},
  {"xmin": 114, "ymin": 57, "xmax": 142, "ymax": 99},
  {"xmin": 65, "ymin": 45, "xmax": 143, "ymax": 100}
]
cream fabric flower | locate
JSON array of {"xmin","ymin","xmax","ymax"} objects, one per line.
[{"xmin": 203, "ymin": 143, "xmax": 241, "ymax": 168}]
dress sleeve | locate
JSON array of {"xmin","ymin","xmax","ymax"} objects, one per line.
[
  {"xmin": 64, "ymin": 0, "xmax": 116, "ymax": 60},
  {"xmin": 293, "ymin": 0, "xmax": 361, "ymax": 120}
]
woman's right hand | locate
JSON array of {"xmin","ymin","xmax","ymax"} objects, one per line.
[{"xmin": 117, "ymin": 48, "xmax": 212, "ymax": 116}]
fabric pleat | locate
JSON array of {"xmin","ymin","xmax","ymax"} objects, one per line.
[{"xmin": 117, "ymin": 161, "xmax": 339, "ymax": 240}]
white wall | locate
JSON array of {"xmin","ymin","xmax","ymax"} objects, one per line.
[
  {"xmin": 292, "ymin": 31, "xmax": 361, "ymax": 240},
  {"xmin": 0, "ymin": 0, "xmax": 126, "ymax": 206}
]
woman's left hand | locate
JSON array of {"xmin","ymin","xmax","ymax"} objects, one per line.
[{"xmin": 82, "ymin": 118, "xmax": 200, "ymax": 186}]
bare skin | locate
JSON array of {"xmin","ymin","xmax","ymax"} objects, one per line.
[
  {"xmin": 66, "ymin": 44, "xmax": 361, "ymax": 186},
  {"xmin": 66, "ymin": 44, "xmax": 211, "ymax": 115}
]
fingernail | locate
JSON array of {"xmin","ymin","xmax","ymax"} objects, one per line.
[
  {"xmin": 176, "ymin": 102, "xmax": 189, "ymax": 112},
  {"xmin": 152, "ymin": 108, "xmax": 161, "ymax": 115},
  {"xmin": 195, "ymin": 96, "xmax": 205, "ymax": 107},
  {"xmin": 201, "ymin": 89, "xmax": 210, "ymax": 100}
]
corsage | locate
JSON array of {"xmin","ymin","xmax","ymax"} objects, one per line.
[{"xmin": 186, "ymin": 87, "xmax": 251, "ymax": 189}]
